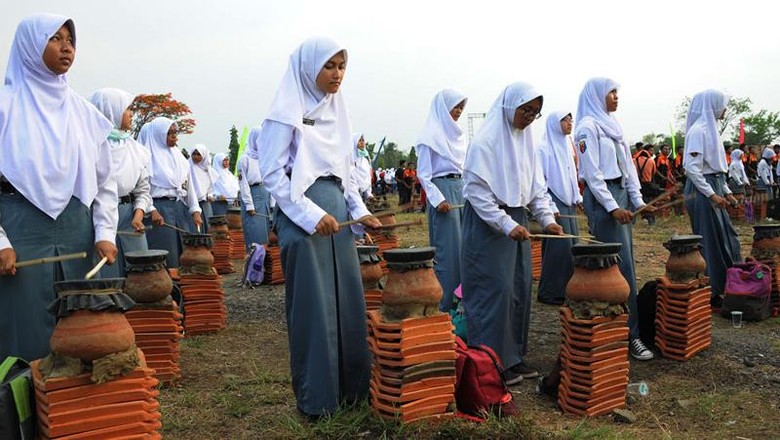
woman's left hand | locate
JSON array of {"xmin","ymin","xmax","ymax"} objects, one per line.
[
  {"xmin": 192, "ymin": 212, "xmax": 203, "ymax": 230},
  {"xmin": 131, "ymin": 209, "xmax": 145, "ymax": 232},
  {"xmin": 359, "ymin": 215, "xmax": 383, "ymax": 229},
  {"xmin": 544, "ymin": 223, "xmax": 565, "ymax": 235},
  {"xmin": 95, "ymin": 241, "xmax": 118, "ymax": 265}
]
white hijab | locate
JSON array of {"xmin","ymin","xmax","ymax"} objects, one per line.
[
  {"xmin": 186, "ymin": 144, "xmax": 217, "ymax": 200},
  {"xmin": 539, "ymin": 111, "xmax": 580, "ymax": 205},
  {"xmin": 0, "ymin": 14, "xmax": 113, "ymax": 219},
  {"xmin": 575, "ymin": 77, "xmax": 625, "ymax": 144},
  {"xmin": 89, "ymin": 87, "xmax": 150, "ymax": 195},
  {"xmin": 684, "ymin": 89, "xmax": 728, "ymax": 172},
  {"xmin": 464, "ymin": 82, "xmax": 543, "ymax": 207},
  {"xmin": 137, "ymin": 117, "xmax": 189, "ymax": 190},
  {"xmin": 211, "ymin": 153, "xmax": 239, "ymax": 199},
  {"xmin": 353, "ymin": 132, "xmax": 369, "ymax": 161},
  {"xmin": 262, "ymin": 36, "xmax": 352, "ymax": 202},
  {"xmin": 416, "ymin": 89, "xmax": 468, "ymax": 169}
]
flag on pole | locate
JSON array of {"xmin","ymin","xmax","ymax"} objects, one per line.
[
  {"xmin": 234, "ymin": 126, "xmax": 250, "ymax": 176},
  {"xmin": 739, "ymin": 118, "xmax": 745, "ymax": 145},
  {"xmin": 372, "ymin": 136, "xmax": 386, "ymax": 168},
  {"xmin": 669, "ymin": 123, "xmax": 676, "ymax": 159}
]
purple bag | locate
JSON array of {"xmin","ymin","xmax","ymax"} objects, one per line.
[{"xmin": 722, "ymin": 260, "xmax": 772, "ymax": 321}]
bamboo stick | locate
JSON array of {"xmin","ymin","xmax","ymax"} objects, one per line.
[
  {"xmin": 14, "ymin": 252, "xmax": 88, "ymax": 269},
  {"xmin": 84, "ymin": 256, "xmax": 108, "ymax": 280}
]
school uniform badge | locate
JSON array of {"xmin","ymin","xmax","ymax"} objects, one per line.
[{"xmin": 578, "ymin": 139, "xmax": 587, "ymax": 154}]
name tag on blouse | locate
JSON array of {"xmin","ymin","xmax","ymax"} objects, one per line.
[{"xmin": 302, "ymin": 118, "xmax": 315, "ymax": 126}]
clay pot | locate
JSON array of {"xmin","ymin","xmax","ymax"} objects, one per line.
[
  {"xmin": 357, "ymin": 246, "xmax": 383, "ymax": 290},
  {"xmin": 208, "ymin": 216, "xmax": 230, "ymax": 240},
  {"xmin": 663, "ymin": 235, "xmax": 706, "ymax": 283},
  {"xmin": 381, "ymin": 247, "xmax": 442, "ymax": 320},
  {"xmin": 50, "ymin": 279, "xmax": 135, "ymax": 361},
  {"xmin": 180, "ymin": 233, "xmax": 215, "ymax": 274},
  {"xmin": 226, "ymin": 207, "xmax": 243, "ymax": 231},
  {"xmin": 124, "ymin": 250, "xmax": 173, "ymax": 303},
  {"xmin": 751, "ymin": 224, "xmax": 780, "ymax": 259},
  {"xmin": 566, "ymin": 243, "xmax": 629, "ymax": 304}
]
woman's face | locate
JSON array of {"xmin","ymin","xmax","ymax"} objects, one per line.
[
  {"xmin": 120, "ymin": 108, "xmax": 133, "ymax": 131},
  {"xmin": 166, "ymin": 125, "xmax": 178, "ymax": 147},
  {"xmin": 559, "ymin": 114, "xmax": 573, "ymax": 135},
  {"xmin": 191, "ymin": 151, "xmax": 203, "ymax": 164},
  {"xmin": 316, "ymin": 51, "xmax": 346, "ymax": 94},
  {"xmin": 512, "ymin": 97, "xmax": 543, "ymax": 130},
  {"xmin": 222, "ymin": 158, "xmax": 229, "ymax": 169},
  {"xmin": 605, "ymin": 89, "xmax": 619, "ymax": 112},
  {"xmin": 357, "ymin": 136, "xmax": 366, "ymax": 149},
  {"xmin": 450, "ymin": 100, "xmax": 466, "ymax": 122},
  {"xmin": 43, "ymin": 24, "xmax": 75, "ymax": 75}
]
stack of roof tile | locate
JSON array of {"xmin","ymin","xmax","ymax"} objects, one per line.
[
  {"xmin": 32, "ymin": 349, "xmax": 162, "ymax": 439},
  {"xmin": 531, "ymin": 240, "xmax": 542, "ymax": 280},
  {"xmin": 263, "ymin": 244, "xmax": 285, "ymax": 285},
  {"xmin": 366, "ymin": 310, "xmax": 456, "ymax": 423},
  {"xmin": 179, "ymin": 269, "xmax": 227, "ymax": 336},
  {"xmin": 212, "ymin": 235, "xmax": 235, "ymax": 274},
  {"xmin": 558, "ymin": 307, "xmax": 629, "ymax": 417},
  {"xmin": 655, "ymin": 276, "xmax": 712, "ymax": 361},
  {"xmin": 124, "ymin": 298, "xmax": 184, "ymax": 385}
]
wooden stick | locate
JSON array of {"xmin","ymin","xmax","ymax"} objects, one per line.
[
  {"xmin": 15, "ymin": 252, "xmax": 88, "ymax": 269},
  {"xmin": 117, "ymin": 230, "xmax": 144, "ymax": 237},
  {"xmin": 370, "ymin": 219, "xmax": 424, "ymax": 230},
  {"xmin": 632, "ymin": 184, "xmax": 682, "ymax": 215},
  {"xmin": 651, "ymin": 195, "xmax": 694, "ymax": 212},
  {"xmin": 84, "ymin": 256, "xmax": 108, "ymax": 280},
  {"xmin": 450, "ymin": 204, "xmax": 465, "ymax": 209},
  {"xmin": 163, "ymin": 222, "xmax": 189, "ymax": 234},
  {"xmin": 530, "ymin": 234, "xmax": 603, "ymax": 244}
]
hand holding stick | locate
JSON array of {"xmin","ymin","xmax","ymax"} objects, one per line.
[{"xmin": 84, "ymin": 256, "xmax": 108, "ymax": 280}]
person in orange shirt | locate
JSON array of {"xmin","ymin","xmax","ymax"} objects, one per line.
[{"xmin": 633, "ymin": 144, "xmax": 659, "ymax": 224}]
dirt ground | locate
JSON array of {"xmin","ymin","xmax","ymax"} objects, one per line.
[{"xmin": 157, "ymin": 207, "xmax": 780, "ymax": 440}]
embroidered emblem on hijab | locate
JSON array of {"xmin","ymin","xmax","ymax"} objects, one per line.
[
  {"xmin": 579, "ymin": 139, "xmax": 587, "ymax": 154},
  {"xmin": 302, "ymin": 118, "xmax": 315, "ymax": 126}
]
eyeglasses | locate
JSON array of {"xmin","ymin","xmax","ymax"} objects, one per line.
[{"xmin": 518, "ymin": 107, "xmax": 542, "ymax": 120}]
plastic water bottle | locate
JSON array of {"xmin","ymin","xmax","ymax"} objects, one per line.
[{"xmin": 627, "ymin": 381, "xmax": 649, "ymax": 397}]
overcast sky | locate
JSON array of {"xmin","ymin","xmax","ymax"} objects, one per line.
[{"xmin": 3, "ymin": 0, "xmax": 779, "ymax": 155}]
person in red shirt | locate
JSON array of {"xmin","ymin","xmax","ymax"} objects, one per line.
[{"xmin": 655, "ymin": 144, "xmax": 675, "ymax": 190}]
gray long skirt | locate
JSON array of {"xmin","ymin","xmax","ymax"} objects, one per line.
[
  {"xmin": 241, "ymin": 184, "xmax": 271, "ymax": 251},
  {"xmin": 145, "ymin": 198, "xmax": 191, "ymax": 269},
  {"xmin": 0, "ymin": 195, "xmax": 95, "ymax": 361},
  {"xmin": 538, "ymin": 192, "xmax": 579, "ymax": 303},
  {"xmin": 582, "ymin": 181, "xmax": 640, "ymax": 339},
  {"xmin": 101, "ymin": 202, "xmax": 148, "ymax": 278},
  {"xmin": 684, "ymin": 174, "xmax": 741, "ymax": 297},
  {"xmin": 426, "ymin": 176, "xmax": 464, "ymax": 311},
  {"xmin": 189, "ymin": 200, "xmax": 212, "ymax": 233},
  {"xmin": 461, "ymin": 202, "xmax": 532, "ymax": 370},
  {"xmin": 275, "ymin": 178, "xmax": 370, "ymax": 416}
]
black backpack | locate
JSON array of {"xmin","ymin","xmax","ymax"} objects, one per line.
[{"xmin": 0, "ymin": 357, "xmax": 35, "ymax": 440}]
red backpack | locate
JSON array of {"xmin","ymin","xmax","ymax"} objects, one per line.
[{"xmin": 454, "ymin": 337, "xmax": 516, "ymax": 419}]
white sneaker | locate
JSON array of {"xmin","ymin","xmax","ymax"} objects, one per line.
[{"xmin": 630, "ymin": 339, "xmax": 654, "ymax": 361}]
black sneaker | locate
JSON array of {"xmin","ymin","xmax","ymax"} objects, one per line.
[
  {"xmin": 509, "ymin": 361, "xmax": 539, "ymax": 379},
  {"xmin": 629, "ymin": 338, "xmax": 654, "ymax": 361},
  {"xmin": 537, "ymin": 297, "xmax": 564, "ymax": 306},
  {"xmin": 503, "ymin": 368, "xmax": 523, "ymax": 386}
]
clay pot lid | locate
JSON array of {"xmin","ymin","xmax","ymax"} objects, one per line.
[
  {"xmin": 207, "ymin": 215, "xmax": 228, "ymax": 225},
  {"xmin": 125, "ymin": 250, "xmax": 169, "ymax": 265},
  {"xmin": 753, "ymin": 223, "xmax": 780, "ymax": 231},
  {"xmin": 53, "ymin": 278, "xmax": 125, "ymax": 293},
  {"xmin": 382, "ymin": 247, "xmax": 436, "ymax": 263},
  {"xmin": 227, "ymin": 206, "xmax": 242, "ymax": 213},
  {"xmin": 666, "ymin": 234, "xmax": 702, "ymax": 245},
  {"xmin": 357, "ymin": 245, "xmax": 380, "ymax": 255},
  {"xmin": 570, "ymin": 243, "xmax": 622, "ymax": 256}
]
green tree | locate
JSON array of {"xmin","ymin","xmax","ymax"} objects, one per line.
[
  {"xmin": 675, "ymin": 95, "xmax": 752, "ymax": 139},
  {"xmin": 407, "ymin": 146, "xmax": 418, "ymax": 165},
  {"xmin": 734, "ymin": 110, "xmax": 780, "ymax": 146},
  {"xmin": 181, "ymin": 147, "xmax": 189, "ymax": 159},
  {"xmin": 375, "ymin": 142, "xmax": 404, "ymax": 169},
  {"xmin": 227, "ymin": 126, "xmax": 240, "ymax": 174}
]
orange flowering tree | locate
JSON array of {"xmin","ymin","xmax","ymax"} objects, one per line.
[{"xmin": 130, "ymin": 92, "xmax": 196, "ymax": 138}]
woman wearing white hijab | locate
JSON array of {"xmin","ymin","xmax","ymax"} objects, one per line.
[
  {"xmin": 756, "ymin": 146, "xmax": 775, "ymax": 207},
  {"xmin": 461, "ymin": 82, "xmax": 562, "ymax": 385},
  {"xmin": 211, "ymin": 153, "xmax": 239, "ymax": 216},
  {"xmin": 138, "ymin": 117, "xmax": 202, "ymax": 269},
  {"xmin": 237, "ymin": 127, "xmax": 272, "ymax": 251},
  {"xmin": 575, "ymin": 77, "xmax": 652, "ymax": 361},
  {"xmin": 257, "ymin": 36, "xmax": 381, "ymax": 417},
  {"xmin": 186, "ymin": 143, "xmax": 216, "ymax": 232},
  {"xmin": 350, "ymin": 133, "xmax": 373, "ymax": 200},
  {"xmin": 415, "ymin": 89, "xmax": 468, "ymax": 311},
  {"xmin": 0, "ymin": 14, "xmax": 118, "ymax": 361},
  {"xmin": 683, "ymin": 89, "xmax": 740, "ymax": 304},
  {"xmin": 89, "ymin": 87, "xmax": 154, "ymax": 277},
  {"xmin": 727, "ymin": 149, "xmax": 749, "ymax": 194},
  {"xmin": 537, "ymin": 111, "xmax": 581, "ymax": 306}
]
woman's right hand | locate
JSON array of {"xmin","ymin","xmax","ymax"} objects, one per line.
[
  {"xmin": 0, "ymin": 247, "xmax": 17, "ymax": 276},
  {"xmin": 247, "ymin": 210, "xmax": 256, "ymax": 217},
  {"xmin": 436, "ymin": 201, "xmax": 451, "ymax": 213},
  {"xmin": 508, "ymin": 225, "xmax": 530, "ymax": 241},
  {"xmin": 315, "ymin": 214, "xmax": 339, "ymax": 236},
  {"xmin": 610, "ymin": 208, "xmax": 634, "ymax": 224}
]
